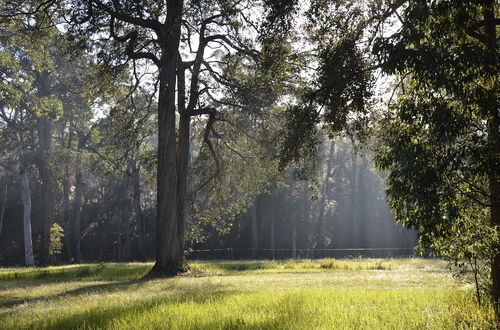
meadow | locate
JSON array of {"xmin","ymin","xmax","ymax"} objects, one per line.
[{"xmin": 0, "ymin": 258, "xmax": 495, "ymax": 329}]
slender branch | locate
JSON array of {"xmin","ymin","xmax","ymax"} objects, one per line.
[
  {"xmin": 212, "ymin": 129, "xmax": 249, "ymax": 160},
  {"xmin": 190, "ymin": 114, "xmax": 221, "ymax": 197},
  {"xmin": 0, "ymin": 0, "xmax": 56, "ymax": 18}
]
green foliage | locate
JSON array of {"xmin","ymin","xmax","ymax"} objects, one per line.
[
  {"xmin": 48, "ymin": 223, "xmax": 64, "ymax": 256},
  {"xmin": 185, "ymin": 40, "xmax": 289, "ymax": 242},
  {"xmin": 316, "ymin": 37, "xmax": 373, "ymax": 134},
  {"xmin": 273, "ymin": 0, "xmax": 376, "ymax": 175},
  {"xmin": 33, "ymin": 96, "xmax": 64, "ymax": 120},
  {"xmin": 373, "ymin": 0, "xmax": 499, "ymax": 303},
  {"xmin": 188, "ymin": 112, "xmax": 281, "ymax": 241},
  {"xmin": 0, "ymin": 22, "xmax": 33, "ymax": 111},
  {"xmin": 279, "ymin": 103, "xmax": 321, "ymax": 177},
  {"xmin": 374, "ymin": 91, "xmax": 490, "ymax": 244},
  {"xmin": 428, "ymin": 202, "xmax": 499, "ymax": 305},
  {"xmin": 305, "ymin": 0, "xmax": 374, "ymax": 137},
  {"xmin": 373, "ymin": 1, "xmax": 498, "ymax": 232}
]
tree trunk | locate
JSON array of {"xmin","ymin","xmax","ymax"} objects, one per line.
[
  {"xmin": 120, "ymin": 173, "xmax": 131, "ymax": 262},
  {"xmin": 149, "ymin": 0, "xmax": 185, "ymax": 276},
  {"xmin": 303, "ymin": 185, "xmax": 313, "ymax": 253},
  {"xmin": 20, "ymin": 169, "xmax": 34, "ymax": 267},
  {"xmin": 298, "ymin": 182, "xmax": 310, "ymax": 257},
  {"xmin": 73, "ymin": 135, "xmax": 84, "ymax": 264},
  {"xmin": 270, "ymin": 196, "xmax": 276, "ymax": 259},
  {"xmin": 350, "ymin": 151, "xmax": 359, "ymax": 248},
  {"xmin": 37, "ymin": 115, "xmax": 55, "ymax": 264},
  {"xmin": 131, "ymin": 159, "xmax": 146, "ymax": 261},
  {"xmin": 175, "ymin": 114, "xmax": 190, "ymax": 260},
  {"xmin": 489, "ymin": 118, "xmax": 500, "ymax": 315},
  {"xmin": 318, "ymin": 141, "xmax": 335, "ymax": 249},
  {"xmin": 484, "ymin": 5, "xmax": 500, "ymax": 317},
  {"xmin": 250, "ymin": 203, "xmax": 258, "ymax": 255},
  {"xmin": 356, "ymin": 156, "xmax": 367, "ymax": 248},
  {"xmin": 0, "ymin": 181, "xmax": 7, "ymax": 238},
  {"xmin": 35, "ymin": 71, "xmax": 54, "ymax": 265},
  {"xmin": 63, "ymin": 129, "xmax": 73, "ymax": 261}
]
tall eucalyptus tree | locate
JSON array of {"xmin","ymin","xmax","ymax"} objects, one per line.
[{"xmin": 61, "ymin": 0, "xmax": 270, "ymax": 275}]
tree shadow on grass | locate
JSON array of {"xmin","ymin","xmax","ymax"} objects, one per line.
[
  {"xmin": 0, "ymin": 277, "xmax": 152, "ymax": 309},
  {"xmin": 0, "ymin": 263, "xmax": 152, "ymax": 290},
  {"xmin": 0, "ymin": 266, "xmax": 239, "ymax": 309},
  {"xmin": 1, "ymin": 274, "xmax": 317, "ymax": 330},
  {"xmin": 9, "ymin": 286, "xmax": 310, "ymax": 329},
  {"xmin": 0, "ymin": 263, "xmax": 259, "ymax": 312},
  {"xmin": 3, "ymin": 280, "xmax": 246, "ymax": 329}
]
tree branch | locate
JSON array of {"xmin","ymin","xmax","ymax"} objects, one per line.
[
  {"xmin": 109, "ymin": 17, "xmax": 161, "ymax": 66},
  {"xmin": 92, "ymin": 0, "xmax": 162, "ymax": 31},
  {"xmin": 189, "ymin": 114, "xmax": 221, "ymax": 197}
]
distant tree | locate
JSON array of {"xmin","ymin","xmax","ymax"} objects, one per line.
[
  {"xmin": 0, "ymin": 179, "xmax": 7, "ymax": 237},
  {"xmin": 317, "ymin": 140, "xmax": 335, "ymax": 249},
  {"xmin": 0, "ymin": 6, "xmax": 117, "ymax": 264},
  {"xmin": 93, "ymin": 86, "xmax": 157, "ymax": 261},
  {"xmin": 0, "ymin": 18, "xmax": 48, "ymax": 266}
]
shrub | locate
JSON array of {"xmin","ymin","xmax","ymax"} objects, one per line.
[{"xmin": 48, "ymin": 223, "xmax": 64, "ymax": 256}]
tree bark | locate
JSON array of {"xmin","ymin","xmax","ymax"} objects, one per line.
[
  {"xmin": 20, "ymin": 169, "xmax": 34, "ymax": 267},
  {"xmin": 35, "ymin": 71, "xmax": 55, "ymax": 265},
  {"xmin": 356, "ymin": 156, "xmax": 368, "ymax": 248},
  {"xmin": 175, "ymin": 114, "xmax": 190, "ymax": 261},
  {"xmin": 250, "ymin": 203, "xmax": 258, "ymax": 252},
  {"xmin": 0, "ymin": 181, "xmax": 7, "ymax": 238},
  {"xmin": 270, "ymin": 195, "xmax": 276, "ymax": 259},
  {"xmin": 62, "ymin": 128, "xmax": 73, "ymax": 261},
  {"xmin": 120, "ymin": 173, "xmax": 131, "ymax": 262},
  {"xmin": 318, "ymin": 141, "xmax": 335, "ymax": 249},
  {"xmin": 131, "ymin": 159, "xmax": 145, "ymax": 261},
  {"xmin": 350, "ymin": 151, "xmax": 359, "ymax": 248},
  {"xmin": 72, "ymin": 134, "xmax": 84, "ymax": 263},
  {"xmin": 484, "ymin": 5, "xmax": 500, "ymax": 317},
  {"xmin": 149, "ymin": 0, "xmax": 185, "ymax": 276}
]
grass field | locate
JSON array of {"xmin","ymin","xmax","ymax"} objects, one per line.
[{"xmin": 0, "ymin": 258, "xmax": 495, "ymax": 329}]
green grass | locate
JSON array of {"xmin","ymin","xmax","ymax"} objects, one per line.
[{"xmin": 0, "ymin": 258, "xmax": 495, "ymax": 329}]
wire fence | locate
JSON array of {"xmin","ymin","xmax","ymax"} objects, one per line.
[{"xmin": 0, "ymin": 248, "xmax": 418, "ymax": 266}]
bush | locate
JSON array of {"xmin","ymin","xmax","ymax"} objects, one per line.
[{"xmin": 48, "ymin": 223, "xmax": 64, "ymax": 257}]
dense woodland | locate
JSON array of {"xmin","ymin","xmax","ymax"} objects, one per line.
[
  {"xmin": 0, "ymin": 0, "xmax": 498, "ymax": 314},
  {"xmin": 0, "ymin": 127, "xmax": 417, "ymax": 263},
  {"xmin": 194, "ymin": 141, "xmax": 418, "ymax": 260}
]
